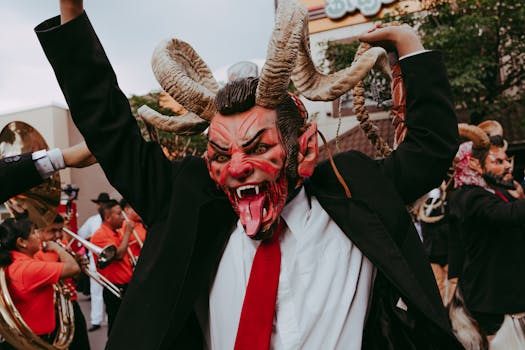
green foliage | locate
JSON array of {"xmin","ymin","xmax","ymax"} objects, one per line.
[
  {"xmin": 320, "ymin": 40, "xmax": 392, "ymax": 105},
  {"xmin": 128, "ymin": 92, "xmax": 207, "ymax": 159},
  {"xmin": 128, "ymin": 92, "xmax": 173, "ymax": 117},
  {"xmin": 322, "ymin": 40, "xmax": 360, "ymax": 73},
  {"xmin": 387, "ymin": 0, "xmax": 525, "ymax": 121},
  {"xmin": 321, "ymin": 0, "xmax": 525, "ymax": 121}
]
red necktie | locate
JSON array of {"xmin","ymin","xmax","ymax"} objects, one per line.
[{"xmin": 234, "ymin": 220, "xmax": 283, "ymax": 350}]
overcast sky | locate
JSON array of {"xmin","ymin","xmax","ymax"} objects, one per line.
[{"xmin": 0, "ymin": 1, "xmax": 275, "ymax": 114}]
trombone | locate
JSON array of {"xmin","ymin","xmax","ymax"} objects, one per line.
[
  {"xmin": 122, "ymin": 211, "xmax": 144, "ymax": 248},
  {"xmin": 60, "ymin": 228, "xmax": 122, "ymax": 299},
  {"xmin": 122, "ymin": 212, "xmax": 143, "ymax": 268}
]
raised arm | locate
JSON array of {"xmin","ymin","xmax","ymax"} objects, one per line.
[
  {"xmin": 360, "ymin": 25, "xmax": 459, "ymax": 203},
  {"xmin": 0, "ymin": 142, "xmax": 96, "ymax": 202},
  {"xmin": 36, "ymin": 4, "xmax": 175, "ymax": 224},
  {"xmin": 0, "ymin": 153, "xmax": 42, "ymax": 202},
  {"xmin": 358, "ymin": 24, "xmax": 424, "ymax": 58},
  {"xmin": 59, "ymin": 0, "xmax": 83, "ymax": 24},
  {"xmin": 115, "ymin": 221, "xmax": 134, "ymax": 260},
  {"xmin": 62, "ymin": 142, "xmax": 97, "ymax": 168}
]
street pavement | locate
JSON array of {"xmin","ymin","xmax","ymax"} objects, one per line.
[{"xmin": 77, "ymin": 294, "xmax": 107, "ymax": 350}]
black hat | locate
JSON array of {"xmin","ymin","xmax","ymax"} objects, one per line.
[{"xmin": 91, "ymin": 192, "xmax": 112, "ymax": 204}]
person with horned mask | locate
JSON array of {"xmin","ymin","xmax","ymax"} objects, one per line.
[
  {"xmin": 447, "ymin": 122, "xmax": 525, "ymax": 349},
  {"xmin": 35, "ymin": 0, "xmax": 462, "ymax": 348}
]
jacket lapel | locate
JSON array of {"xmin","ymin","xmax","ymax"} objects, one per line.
[
  {"xmin": 164, "ymin": 195, "xmax": 236, "ymax": 344},
  {"xmin": 311, "ymin": 187, "xmax": 450, "ymax": 333},
  {"xmin": 308, "ymin": 151, "xmax": 452, "ymax": 332}
]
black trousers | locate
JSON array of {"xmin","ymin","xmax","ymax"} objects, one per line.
[
  {"xmin": 103, "ymin": 284, "xmax": 128, "ymax": 336},
  {"xmin": 70, "ymin": 300, "xmax": 91, "ymax": 350}
]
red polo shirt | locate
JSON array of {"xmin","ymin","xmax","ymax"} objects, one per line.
[
  {"xmin": 34, "ymin": 246, "xmax": 77, "ymax": 301},
  {"xmin": 120, "ymin": 221, "xmax": 147, "ymax": 258},
  {"xmin": 91, "ymin": 223, "xmax": 133, "ymax": 284},
  {"xmin": 34, "ymin": 250, "xmax": 59, "ymax": 262},
  {"xmin": 7, "ymin": 250, "xmax": 63, "ymax": 335}
]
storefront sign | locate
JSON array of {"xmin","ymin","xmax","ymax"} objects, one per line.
[{"xmin": 325, "ymin": 0, "xmax": 397, "ymax": 19}]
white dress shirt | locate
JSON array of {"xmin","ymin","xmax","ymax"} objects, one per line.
[
  {"xmin": 206, "ymin": 188, "xmax": 376, "ymax": 350},
  {"xmin": 78, "ymin": 214, "xmax": 102, "ymax": 239}
]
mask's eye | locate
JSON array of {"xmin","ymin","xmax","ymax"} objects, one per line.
[
  {"xmin": 252, "ymin": 144, "xmax": 269, "ymax": 155},
  {"xmin": 214, "ymin": 153, "xmax": 230, "ymax": 163}
]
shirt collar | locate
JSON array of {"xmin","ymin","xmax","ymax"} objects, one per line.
[
  {"xmin": 11, "ymin": 250, "xmax": 32, "ymax": 261},
  {"xmin": 280, "ymin": 187, "xmax": 310, "ymax": 241},
  {"xmin": 101, "ymin": 222, "xmax": 119, "ymax": 234}
]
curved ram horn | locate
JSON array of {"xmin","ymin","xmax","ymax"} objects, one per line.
[
  {"xmin": 152, "ymin": 38, "xmax": 219, "ymax": 123},
  {"xmin": 286, "ymin": 0, "xmax": 390, "ymax": 101},
  {"xmin": 293, "ymin": 40, "xmax": 389, "ymax": 101},
  {"xmin": 478, "ymin": 120, "xmax": 507, "ymax": 150},
  {"xmin": 458, "ymin": 123, "xmax": 490, "ymax": 149},
  {"xmin": 255, "ymin": 0, "xmax": 307, "ymax": 108},
  {"xmin": 477, "ymin": 120, "xmax": 503, "ymax": 137},
  {"xmin": 138, "ymin": 105, "xmax": 209, "ymax": 136}
]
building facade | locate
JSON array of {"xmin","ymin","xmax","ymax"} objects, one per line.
[{"xmin": 0, "ymin": 105, "xmax": 119, "ymax": 225}]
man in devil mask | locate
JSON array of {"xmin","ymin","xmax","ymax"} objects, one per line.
[
  {"xmin": 448, "ymin": 123, "xmax": 525, "ymax": 348},
  {"xmin": 36, "ymin": 0, "xmax": 462, "ymax": 348}
]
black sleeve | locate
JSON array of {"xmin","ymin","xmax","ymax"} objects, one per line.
[
  {"xmin": 378, "ymin": 52, "xmax": 459, "ymax": 204},
  {"xmin": 0, "ymin": 153, "xmax": 43, "ymax": 202},
  {"xmin": 35, "ymin": 13, "xmax": 175, "ymax": 224},
  {"xmin": 447, "ymin": 218, "xmax": 465, "ymax": 279},
  {"xmin": 459, "ymin": 187, "xmax": 525, "ymax": 228}
]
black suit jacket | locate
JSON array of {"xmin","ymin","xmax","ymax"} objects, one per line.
[
  {"xmin": 0, "ymin": 152, "xmax": 43, "ymax": 202},
  {"xmin": 37, "ymin": 12, "xmax": 462, "ymax": 349},
  {"xmin": 448, "ymin": 185, "xmax": 525, "ymax": 315}
]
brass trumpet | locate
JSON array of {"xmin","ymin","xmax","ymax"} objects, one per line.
[{"xmin": 60, "ymin": 228, "xmax": 122, "ymax": 299}]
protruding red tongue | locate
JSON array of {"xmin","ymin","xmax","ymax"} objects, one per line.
[{"xmin": 238, "ymin": 195, "xmax": 265, "ymax": 237}]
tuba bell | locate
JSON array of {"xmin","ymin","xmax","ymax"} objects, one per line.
[{"xmin": 0, "ymin": 121, "xmax": 74, "ymax": 350}]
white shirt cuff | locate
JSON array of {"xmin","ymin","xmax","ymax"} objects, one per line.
[
  {"xmin": 32, "ymin": 148, "xmax": 66, "ymax": 179},
  {"xmin": 399, "ymin": 49, "xmax": 430, "ymax": 61}
]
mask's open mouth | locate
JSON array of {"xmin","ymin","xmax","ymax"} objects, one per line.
[{"xmin": 230, "ymin": 182, "xmax": 273, "ymax": 237}]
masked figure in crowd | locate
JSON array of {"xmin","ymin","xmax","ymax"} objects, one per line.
[
  {"xmin": 36, "ymin": 0, "xmax": 461, "ymax": 348},
  {"xmin": 448, "ymin": 122, "xmax": 525, "ymax": 349}
]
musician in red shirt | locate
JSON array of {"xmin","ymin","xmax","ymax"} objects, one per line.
[
  {"xmin": 90, "ymin": 200, "xmax": 133, "ymax": 335},
  {"xmin": 0, "ymin": 217, "xmax": 80, "ymax": 346},
  {"xmin": 35, "ymin": 214, "xmax": 91, "ymax": 350}
]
